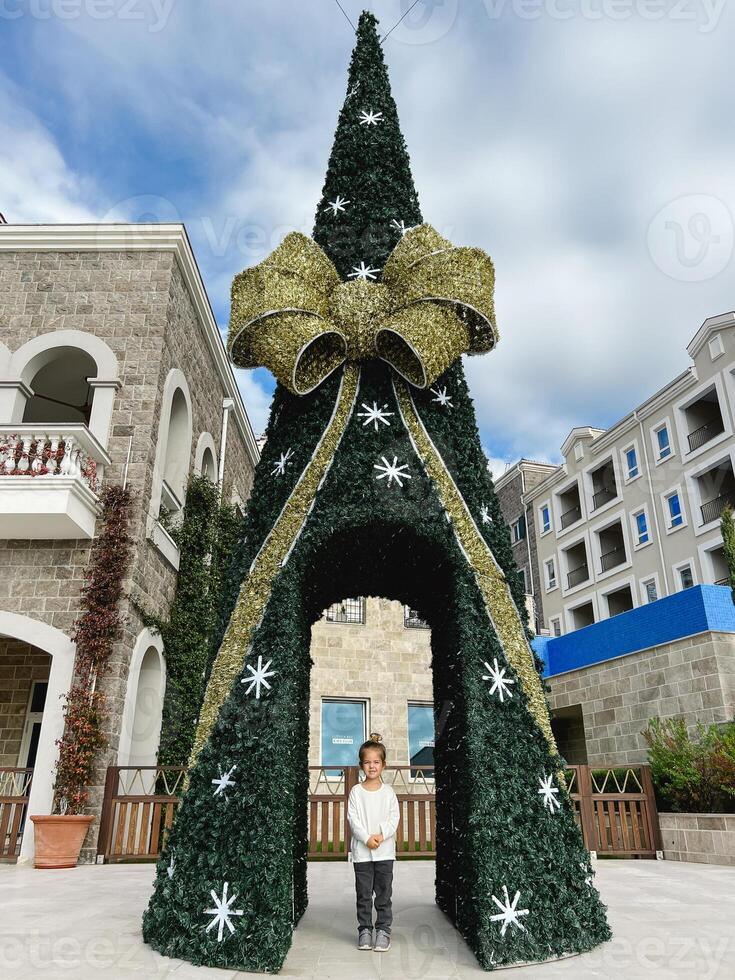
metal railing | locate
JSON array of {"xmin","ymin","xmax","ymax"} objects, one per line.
[
  {"xmin": 591, "ymin": 485, "xmax": 616, "ymax": 510},
  {"xmin": 567, "ymin": 564, "xmax": 590, "ymax": 589},
  {"xmin": 600, "ymin": 543, "xmax": 626, "ymax": 572},
  {"xmin": 700, "ymin": 492, "xmax": 735, "ymax": 526},
  {"xmin": 325, "ymin": 597, "xmax": 365, "ymax": 624},
  {"xmin": 404, "ymin": 607, "xmax": 430, "ymax": 629},
  {"xmin": 688, "ymin": 419, "xmax": 724, "ymax": 453},
  {"xmin": 560, "ymin": 503, "xmax": 582, "ymax": 529}
]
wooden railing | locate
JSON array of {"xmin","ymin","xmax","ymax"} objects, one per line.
[
  {"xmin": 96, "ymin": 766, "xmax": 186, "ymax": 863},
  {"xmin": 0, "ymin": 768, "xmax": 33, "ymax": 861},
  {"xmin": 95, "ymin": 763, "xmax": 660, "ymax": 862},
  {"xmin": 565, "ymin": 765, "xmax": 661, "ymax": 858},
  {"xmin": 308, "ymin": 766, "xmax": 436, "ymax": 860}
]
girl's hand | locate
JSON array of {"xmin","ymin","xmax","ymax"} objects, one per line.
[{"xmin": 366, "ymin": 835, "xmax": 381, "ymax": 849}]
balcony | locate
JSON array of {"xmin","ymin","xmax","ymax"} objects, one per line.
[
  {"xmin": 0, "ymin": 425, "xmax": 109, "ymax": 539},
  {"xmin": 600, "ymin": 544, "xmax": 626, "ymax": 572},
  {"xmin": 560, "ymin": 504, "xmax": 582, "ymax": 530},
  {"xmin": 591, "ymin": 485, "xmax": 616, "ymax": 510},
  {"xmin": 557, "ymin": 482, "xmax": 582, "ymax": 531},
  {"xmin": 700, "ymin": 492, "xmax": 735, "ymax": 526},
  {"xmin": 688, "ymin": 419, "xmax": 725, "ymax": 453},
  {"xmin": 590, "ymin": 459, "xmax": 617, "ymax": 511},
  {"xmin": 567, "ymin": 564, "xmax": 589, "ymax": 589}
]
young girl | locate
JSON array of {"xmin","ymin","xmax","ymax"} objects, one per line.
[{"xmin": 346, "ymin": 733, "xmax": 400, "ymax": 952}]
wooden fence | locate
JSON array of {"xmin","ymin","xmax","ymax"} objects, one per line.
[
  {"xmin": 95, "ymin": 763, "xmax": 660, "ymax": 863},
  {"xmin": 0, "ymin": 768, "xmax": 33, "ymax": 861}
]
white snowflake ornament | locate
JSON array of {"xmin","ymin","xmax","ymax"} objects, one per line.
[
  {"xmin": 271, "ymin": 448, "xmax": 294, "ymax": 477},
  {"xmin": 325, "ymin": 195, "xmax": 350, "ymax": 216},
  {"xmin": 212, "ymin": 764, "xmax": 237, "ymax": 799},
  {"xmin": 480, "ymin": 504, "xmax": 492, "ymax": 525},
  {"xmin": 374, "ymin": 456, "xmax": 411, "ymax": 488},
  {"xmin": 359, "ymin": 109, "xmax": 383, "ymax": 126},
  {"xmin": 490, "ymin": 886, "xmax": 529, "ymax": 936},
  {"xmin": 430, "ymin": 386, "xmax": 453, "ymax": 409},
  {"xmin": 538, "ymin": 774, "xmax": 561, "ymax": 813},
  {"xmin": 349, "ymin": 261, "xmax": 381, "ymax": 281},
  {"xmin": 481, "ymin": 658, "xmax": 515, "ymax": 702},
  {"xmin": 241, "ymin": 655, "xmax": 275, "ymax": 699},
  {"xmin": 166, "ymin": 854, "xmax": 175, "ymax": 879},
  {"xmin": 391, "ymin": 219, "xmax": 414, "ymax": 236},
  {"xmin": 204, "ymin": 882, "xmax": 244, "ymax": 942},
  {"xmin": 357, "ymin": 402, "xmax": 393, "ymax": 431}
]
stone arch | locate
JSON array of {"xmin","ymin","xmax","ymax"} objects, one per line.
[
  {"xmin": 0, "ymin": 331, "xmax": 119, "ymax": 444},
  {"xmin": 194, "ymin": 432, "xmax": 218, "ymax": 482},
  {"xmin": 0, "ymin": 612, "xmax": 76, "ymax": 862},
  {"xmin": 117, "ymin": 628, "xmax": 166, "ymax": 769},
  {"xmin": 150, "ymin": 369, "xmax": 193, "ymax": 520}
]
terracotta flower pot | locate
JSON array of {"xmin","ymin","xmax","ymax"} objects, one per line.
[{"xmin": 30, "ymin": 814, "xmax": 94, "ymax": 869}]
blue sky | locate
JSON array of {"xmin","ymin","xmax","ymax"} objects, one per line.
[{"xmin": 3, "ymin": 1, "xmax": 735, "ymax": 474}]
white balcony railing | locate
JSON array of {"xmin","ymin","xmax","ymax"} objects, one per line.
[{"xmin": 0, "ymin": 424, "xmax": 111, "ymax": 539}]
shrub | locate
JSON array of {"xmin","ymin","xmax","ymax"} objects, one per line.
[{"xmin": 643, "ymin": 716, "xmax": 735, "ymax": 813}]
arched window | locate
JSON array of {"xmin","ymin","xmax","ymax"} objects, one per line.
[
  {"xmin": 22, "ymin": 347, "xmax": 97, "ymax": 425},
  {"xmin": 160, "ymin": 388, "xmax": 191, "ymax": 516},
  {"xmin": 194, "ymin": 432, "xmax": 218, "ymax": 483},
  {"xmin": 201, "ymin": 447, "xmax": 217, "ymax": 482}
]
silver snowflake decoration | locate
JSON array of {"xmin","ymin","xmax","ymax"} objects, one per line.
[
  {"xmin": 349, "ymin": 261, "xmax": 381, "ymax": 281},
  {"xmin": 374, "ymin": 455, "xmax": 412, "ymax": 489},
  {"xmin": 431, "ymin": 386, "xmax": 453, "ymax": 409},
  {"xmin": 480, "ymin": 504, "xmax": 492, "ymax": 525},
  {"xmin": 490, "ymin": 886, "xmax": 529, "ymax": 937},
  {"xmin": 203, "ymin": 881, "xmax": 244, "ymax": 942},
  {"xmin": 325, "ymin": 195, "xmax": 350, "ymax": 216},
  {"xmin": 166, "ymin": 854, "xmax": 175, "ymax": 880},
  {"xmin": 580, "ymin": 861, "xmax": 594, "ymax": 887},
  {"xmin": 241, "ymin": 654, "xmax": 275, "ymax": 699},
  {"xmin": 538, "ymin": 774, "xmax": 561, "ymax": 813},
  {"xmin": 482, "ymin": 658, "xmax": 515, "ymax": 703},
  {"xmin": 357, "ymin": 401, "xmax": 393, "ymax": 431},
  {"xmin": 212, "ymin": 764, "xmax": 237, "ymax": 799},
  {"xmin": 359, "ymin": 109, "xmax": 383, "ymax": 126},
  {"xmin": 271, "ymin": 447, "xmax": 294, "ymax": 476},
  {"xmin": 391, "ymin": 218, "xmax": 414, "ymax": 236}
]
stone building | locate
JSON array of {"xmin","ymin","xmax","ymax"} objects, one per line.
[
  {"xmin": 494, "ymin": 459, "xmax": 557, "ymax": 634},
  {"xmin": 0, "ymin": 223, "xmax": 259, "ymax": 861}
]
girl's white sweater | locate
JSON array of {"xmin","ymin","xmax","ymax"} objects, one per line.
[{"xmin": 347, "ymin": 782, "xmax": 400, "ymax": 863}]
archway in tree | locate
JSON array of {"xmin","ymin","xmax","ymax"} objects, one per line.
[{"xmin": 143, "ymin": 12, "xmax": 610, "ymax": 973}]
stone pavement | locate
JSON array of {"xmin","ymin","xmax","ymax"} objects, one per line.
[{"xmin": 1, "ymin": 860, "xmax": 733, "ymax": 979}]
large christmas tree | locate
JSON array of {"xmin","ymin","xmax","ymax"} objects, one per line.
[{"xmin": 143, "ymin": 12, "xmax": 610, "ymax": 973}]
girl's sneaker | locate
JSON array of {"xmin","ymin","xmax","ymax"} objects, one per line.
[
  {"xmin": 374, "ymin": 930, "xmax": 391, "ymax": 952},
  {"xmin": 357, "ymin": 928, "xmax": 373, "ymax": 950}
]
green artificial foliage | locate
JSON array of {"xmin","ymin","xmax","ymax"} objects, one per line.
[
  {"xmin": 143, "ymin": 12, "xmax": 610, "ymax": 973},
  {"xmin": 721, "ymin": 505, "xmax": 735, "ymax": 605},
  {"xmin": 155, "ymin": 476, "xmax": 245, "ymax": 766},
  {"xmin": 644, "ymin": 716, "xmax": 735, "ymax": 813}
]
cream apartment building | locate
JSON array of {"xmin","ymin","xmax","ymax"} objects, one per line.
[{"xmin": 527, "ymin": 311, "xmax": 735, "ymax": 636}]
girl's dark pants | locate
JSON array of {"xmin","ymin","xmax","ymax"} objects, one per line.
[{"xmin": 354, "ymin": 860, "xmax": 394, "ymax": 933}]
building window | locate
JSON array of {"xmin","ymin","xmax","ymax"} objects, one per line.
[
  {"xmin": 325, "ymin": 597, "xmax": 365, "ymax": 624},
  {"xmin": 408, "ymin": 702, "xmax": 435, "ymax": 776},
  {"xmin": 404, "ymin": 606, "xmax": 430, "ymax": 629},
  {"xmin": 545, "ymin": 558, "xmax": 557, "ymax": 590},
  {"xmin": 666, "ymin": 492, "xmax": 684, "ymax": 528},
  {"xmin": 678, "ymin": 564, "xmax": 694, "ymax": 590},
  {"xmin": 321, "ymin": 699, "xmax": 366, "ymax": 775},
  {"xmin": 656, "ymin": 424, "xmax": 671, "ymax": 460},
  {"xmin": 550, "ymin": 617, "xmax": 562, "ymax": 637},
  {"xmin": 512, "ymin": 514, "xmax": 526, "ymax": 542},
  {"xmin": 633, "ymin": 510, "xmax": 649, "ymax": 545},
  {"xmin": 642, "ymin": 578, "xmax": 658, "ymax": 603},
  {"xmin": 709, "ymin": 334, "xmax": 724, "ymax": 360},
  {"xmin": 540, "ymin": 504, "xmax": 551, "ymax": 534},
  {"xmin": 518, "ymin": 567, "xmax": 527, "ymax": 592},
  {"xmin": 625, "ymin": 447, "xmax": 639, "ymax": 480}
]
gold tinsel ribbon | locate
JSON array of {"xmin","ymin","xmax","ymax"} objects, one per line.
[
  {"xmin": 228, "ymin": 224, "xmax": 498, "ymax": 395},
  {"xmin": 393, "ymin": 379, "xmax": 558, "ymax": 755},
  {"xmin": 189, "ymin": 365, "xmax": 361, "ymax": 767}
]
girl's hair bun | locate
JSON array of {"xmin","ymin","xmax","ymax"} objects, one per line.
[{"xmin": 369, "ymin": 732, "xmax": 382, "ymax": 742}]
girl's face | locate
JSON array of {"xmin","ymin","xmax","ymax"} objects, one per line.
[{"xmin": 361, "ymin": 749, "xmax": 385, "ymax": 778}]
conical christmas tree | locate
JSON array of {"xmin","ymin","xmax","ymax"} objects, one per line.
[{"xmin": 143, "ymin": 12, "xmax": 610, "ymax": 973}]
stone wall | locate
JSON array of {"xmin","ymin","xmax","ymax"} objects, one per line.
[
  {"xmin": 0, "ymin": 638, "xmax": 50, "ymax": 767},
  {"xmin": 547, "ymin": 631, "xmax": 735, "ymax": 766},
  {"xmin": 659, "ymin": 812, "xmax": 735, "ymax": 867},
  {"xmin": 309, "ymin": 598, "xmax": 432, "ymax": 767}
]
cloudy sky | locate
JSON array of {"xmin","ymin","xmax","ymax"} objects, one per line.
[{"xmin": 3, "ymin": 0, "xmax": 735, "ymax": 474}]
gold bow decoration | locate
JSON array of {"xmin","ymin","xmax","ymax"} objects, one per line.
[{"xmin": 228, "ymin": 224, "xmax": 498, "ymax": 395}]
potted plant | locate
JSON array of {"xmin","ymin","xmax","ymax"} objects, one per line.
[{"xmin": 30, "ymin": 486, "xmax": 132, "ymax": 868}]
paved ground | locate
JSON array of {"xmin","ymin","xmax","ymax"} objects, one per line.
[{"xmin": 1, "ymin": 860, "xmax": 733, "ymax": 979}]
